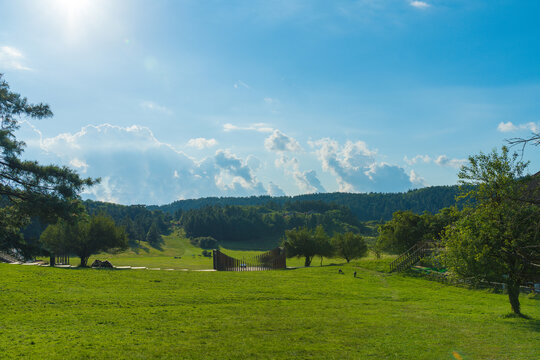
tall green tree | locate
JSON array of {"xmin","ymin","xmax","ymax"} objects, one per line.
[
  {"xmin": 314, "ymin": 225, "xmax": 333, "ymax": 266},
  {"xmin": 440, "ymin": 147, "xmax": 540, "ymax": 316},
  {"xmin": 0, "ymin": 74, "xmax": 96, "ymax": 255},
  {"xmin": 282, "ymin": 226, "xmax": 331, "ymax": 267},
  {"xmin": 376, "ymin": 211, "xmax": 426, "ymax": 254},
  {"xmin": 41, "ymin": 213, "xmax": 128, "ymax": 267},
  {"xmin": 146, "ymin": 222, "xmax": 161, "ymax": 247},
  {"xmin": 332, "ymin": 232, "xmax": 367, "ymax": 263}
]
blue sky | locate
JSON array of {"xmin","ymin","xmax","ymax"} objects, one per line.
[{"xmin": 1, "ymin": 0, "xmax": 539, "ymax": 205}]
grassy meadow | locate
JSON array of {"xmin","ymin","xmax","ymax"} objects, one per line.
[
  {"xmin": 1, "ymin": 257, "xmax": 539, "ymax": 359},
  {"xmin": 53, "ymin": 230, "xmax": 323, "ymax": 269}
]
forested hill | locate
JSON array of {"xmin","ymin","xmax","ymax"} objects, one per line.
[{"xmin": 151, "ymin": 185, "xmax": 462, "ymax": 221}]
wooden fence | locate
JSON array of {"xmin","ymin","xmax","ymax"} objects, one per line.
[
  {"xmin": 53, "ymin": 254, "xmax": 70, "ymax": 266},
  {"xmin": 213, "ymin": 247, "xmax": 286, "ymax": 271}
]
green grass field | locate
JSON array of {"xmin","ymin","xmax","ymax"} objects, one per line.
[{"xmin": 1, "ymin": 259, "xmax": 538, "ymax": 359}]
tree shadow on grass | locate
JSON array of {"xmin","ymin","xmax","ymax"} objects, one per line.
[
  {"xmin": 149, "ymin": 237, "xmax": 165, "ymax": 251},
  {"xmin": 501, "ymin": 313, "xmax": 540, "ymax": 332},
  {"xmin": 128, "ymin": 242, "xmax": 150, "ymax": 254}
]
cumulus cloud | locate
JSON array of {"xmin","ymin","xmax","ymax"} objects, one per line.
[
  {"xmin": 403, "ymin": 154, "xmax": 431, "ymax": 165},
  {"xmin": 262, "ymin": 129, "xmax": 322, "ymax": 193},
  {"xmin": 410, "ymin": 1, "xmax": 430, "ymax": 9},
  {"xmin": 264, "ymin": 130, "xmax": 302, "ymax": 152},
  {"xmin": 223, "ymin": 123, "xmax": 274, "ymax": 133},
  {"xmin": 434, "ymin": 155, "xmax": 467, "ymax": 169},
  {"xmin": 310, "ymin": 138, "xmax": 415, "ymax": 193},
  {"xmin": 186, "ymin": 137, "xmax": 218, "ymax": 149},
  {"xmin": 140, "ymin": 101, "xmax": 172, "ymax": 115},
  {"xmin": 0, "ymin": 46, "xmax": 31, "ymax": 71},
  {"xmin": 404, "ymin": 153, "xmax": 466, "ymax": 169},
  {"xmin": 275, "ymin": 155, "xmax": 325, "ymax": 193},
  {"xmin": 267, "ymin": 182, "xmax": 286, "ymax": 196},
  {"xmin": 246, "ymin": 155, "xmax": 261, "ymax": 171},
  {"xmin": 409, "ymin": 170, "xmax": 426, "ymax": 187},
  {"xmin": 497, "ymin": 121, "xmax": 538, "ymax": 133},
  {"xmin": 69, "ymin": 158, "xmax": 89, "ymax": 173},
  {"xmin": 19, "ymin": 123, "xmax": 268, "ymax": 204}
]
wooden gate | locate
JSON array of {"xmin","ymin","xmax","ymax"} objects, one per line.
[{"xmin": 213, "ymin": 247, "xmax": 286, "ymax": 271}]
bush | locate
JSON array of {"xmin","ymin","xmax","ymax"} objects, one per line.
[
  {"xmin": 190, "ymin": 236, "xmax": 218, "ymax": 249},
  {"xmin": 201, "ymin": 250, "xmax": 212, "ymax": 257}
]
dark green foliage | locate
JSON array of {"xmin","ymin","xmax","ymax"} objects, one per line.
[
  {"xmin": 332, "ymin": 232, "xmax": 368, "ymax": 263},
  {"xmin": 40, "ymin": 213, "xmax": 128, "ymax": 267},
  {"xmin": 145, "ymin": 222, "xmax": 162, "ymax": 247},
  {"xmin": 152, "ymin": 186, "xmax": 462, "ymax": 221},
  {"xmin": 377, "ymin": 207, "xmax": 462, "ymax": 254},
  {"xmin": 190, "ymin": 236, "xmax": 218, "ymax": 249},
  {"xmin": 201, "ymin": 250, "xmax": 212, "ymax": 257},
  {"xmin": 84, "ymin": 200, "xmax": 171, "ymax": 243},
  {"xmin": 282, "ymin": 225, "xmax": 331, "ymax": 267},
  {"xmin": 0, "ymin": 74, "xmax": 96, "ymax": 255},
  {"xmin": 179, "ymin": 203, "xmax": 363, "ymax": 245}
]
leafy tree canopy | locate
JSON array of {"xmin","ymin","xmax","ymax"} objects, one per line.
[
  {"xmin": 376, "ymin": 207, "xmax": 462, "ymax": 254},
  {"xmin": 282, "ymin": 225, "xmax": 331, "ymax": 267},
  {"xmin": 332, "ymin": 232, "xmax": 367, "ymax": 263},
  {"xmin": 41, "ymin": 213, "xmax": 128, "ymax": 267},
  {"xmin": 441, "ymin": 147, "xmax": 540, "ymax": 316}
]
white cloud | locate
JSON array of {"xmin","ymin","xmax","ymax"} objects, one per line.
[
  {"xmin": 435, "ymin": 155, "xmax": 467, "ymax": 169},
  {"xmin": 186, "ymin": 137, "xmax": 218, "ymax": 149},
  {"xmin": 275, "ymin": 155, "xmax": 325, "ymax": 193},
  {"xmin": 497, "ymin": 121, "xmax": 538, "ymax": 133},
  {"xmin": 223, "ymin": 123, "xmax": 274, "ymax": 133},
  {"xmin": 246, "ymin": 155, "xmax": 262, "ymax": 171},
  {"xmin": 409, "ymin": 170, "xmax": 426, "ymax": 187},
  {"xmin": 403, "ymin": 154, "xmax": 431, "ymax": 165},
  {"xmin": 267, "ymin": 182, "xmax": 286, "ymax": 197},
  {"xmin": 262, "ymin": 129, "xmax": 322, "ymax": 193},
  {"xmin": 19, "ymin": 122, "xmax": 269, "ymax": 204},
  {"xmin": 0, "ymin": 46, "xmax": 31, "ymax": 71},
  {"xmin": 264, "ymin": 130, "xmax": 302, "ymax": 153},
  {"xmin": 140, "ymin": 101, "xmax": 172, "ymax": 115},
  {"xmin": 404, "ymin": 153, "xmax": 466, "ymax": 169},
  {"xmin": 410, "ymin": 1, "xmax": 430, "ymax": 9},
  {"xmin": 69, "ymin": 158, "xmax": 89, "ymax": 173},
  {"xmin": 233, "ymin": 80, "xmax": 250, "ymax": 89},
  {"xmin": 310, "ymin": 138, "xmax": 415, "ymax": 193}
]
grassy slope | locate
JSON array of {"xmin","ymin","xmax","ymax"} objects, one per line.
[
  {"xmin": 0, "ymin": 263, "xmax": 538, "ymax": 359},
  {"xmin": 82, "ymin": 230, "xmax": 317, "ymax": 269},
  {"xmin": 86, "ymin": 230, "xmax": 212, "ymax": 269}
]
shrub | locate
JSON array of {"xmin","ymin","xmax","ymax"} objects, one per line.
[{"xmin": 190, "ymin": 236, "xmax": 218, "ymax": 249}]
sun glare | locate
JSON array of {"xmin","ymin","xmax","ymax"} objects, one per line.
[
  {"xmin": 52, "ymin": 0, "xmax": 93, "ymax": 22},
  {"xmin": 46, "ymin": 0, "xmax": 100, "ymax": 42}
]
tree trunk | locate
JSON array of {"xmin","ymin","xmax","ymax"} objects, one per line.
[
  {"xmin": 507, "ymin": 278, "xmax": 521, "ymax": 315},
  {"xmin": 79, "ymin": 256, "xmax": 89, "ymax": 267},
  {"xmin": 304, "ymin": 256, "xmax": 312, "ymax": 267}
]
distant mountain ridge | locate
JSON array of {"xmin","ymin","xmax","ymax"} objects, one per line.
[{"xmin": 150, "ymin": 185, "xmax": 462, "ymax": 221}]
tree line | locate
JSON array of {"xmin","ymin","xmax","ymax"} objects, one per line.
[
  {"xmin": 178, "ymin": 202, "xmax": 369, "ymax": 245},
  {"xmin": 153, "ymin": 185, "xmax": 463, "ymax": 221}
]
